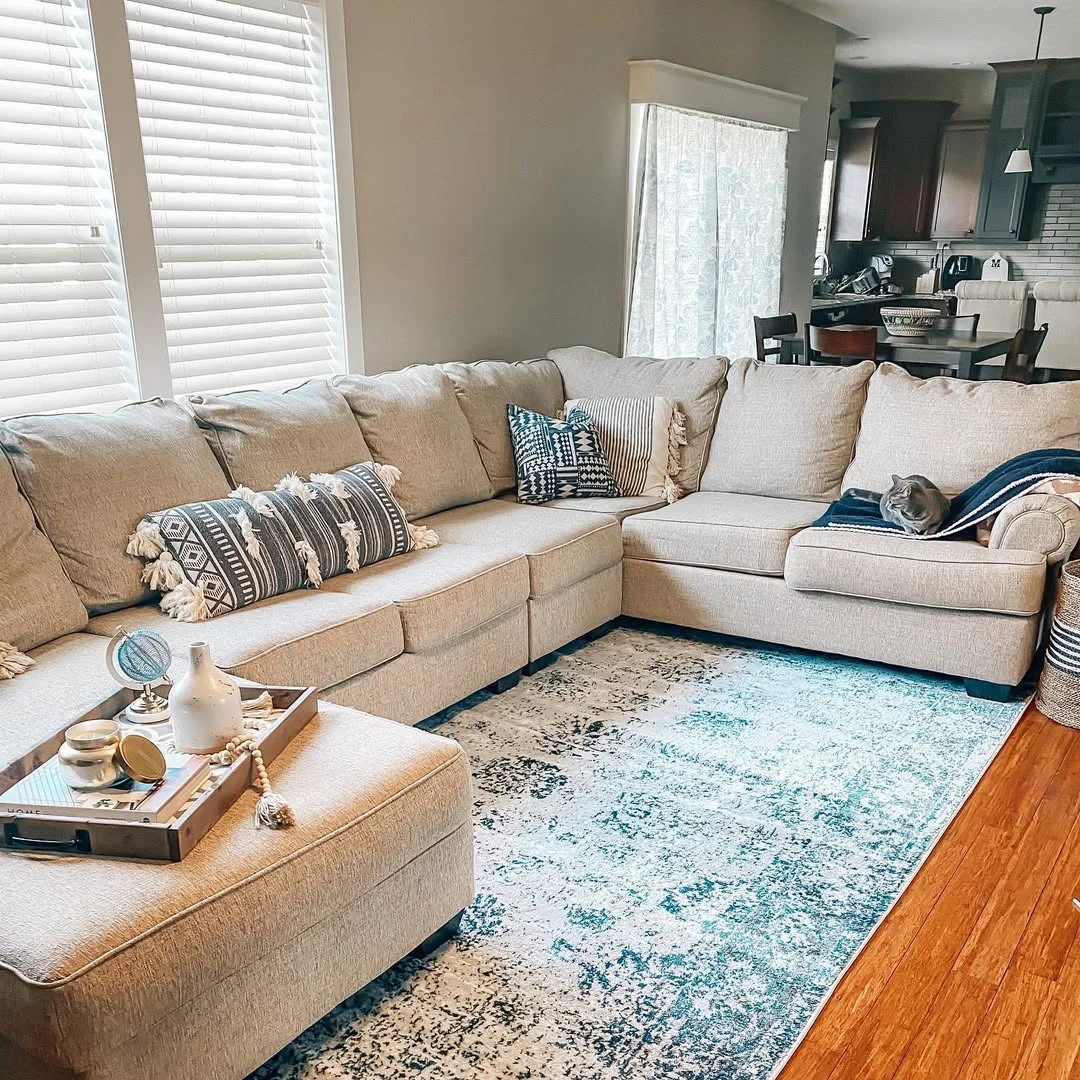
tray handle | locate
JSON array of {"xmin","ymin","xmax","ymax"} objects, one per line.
[{"xmin": 3, "ymin": 822, "xmax": 92, "ymax": 854}]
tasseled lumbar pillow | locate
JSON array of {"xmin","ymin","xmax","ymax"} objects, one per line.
[
  {"xmin": 127, "ymin": 461, "xmax": 437, "ymax": 622},
  {"xmin": 0, "ymin": 642, "xmax": 35, "ymax": 681},
  {"xmin": 563, "ymin": 397, "xmax": 686, "ymax": 503}
]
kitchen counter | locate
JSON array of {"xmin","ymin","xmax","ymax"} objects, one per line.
[{"xmin": 810, "ymin": 292, "xmax": 953, "ymax": 310}]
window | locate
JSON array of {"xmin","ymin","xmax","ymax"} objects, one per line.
[
  {"xmin": 0, "ymin": 0, "xmax": 357, "ymax": 417},
  {"xmin": 0, "ymin": 0, "xmax": 137, "ymax": 414},
  {"xmin": 126, "ymin": 0, "xmax": 345, "ymax": 395},
  {"xmin": 815, "ymin": 141, "xmax": 837, "ymax": 275},
  {"xmin": 626, "ymin": 104, "xmax": 788, "ymax": 359}
]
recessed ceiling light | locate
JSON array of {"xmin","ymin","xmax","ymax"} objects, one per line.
[{"xmin": 950, "ymin": 61, "xmax": 974, "ymax": 67}]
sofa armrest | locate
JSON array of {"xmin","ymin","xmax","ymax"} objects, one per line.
[{"xmin": 988, "ymin": 493, "xmax": 1080, "ymax": 564}]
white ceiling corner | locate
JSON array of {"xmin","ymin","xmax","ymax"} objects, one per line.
[{"xmin": 781, "ymin": 0, "xmax": 1080, "ymax": 71}]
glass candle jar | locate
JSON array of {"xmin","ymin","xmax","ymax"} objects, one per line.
[{"xmin": 57, "ymin": 719, "xmax": 125, "ymax": 791}]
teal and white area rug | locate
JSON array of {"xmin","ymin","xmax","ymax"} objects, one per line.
[{"xmin": 254, "ymin": 625, "xmax": 1024, "ymax": 1080}]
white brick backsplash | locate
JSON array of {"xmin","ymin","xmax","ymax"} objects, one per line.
[{"xmin": 837, "ymin": 184, "xmax": 1080, "ymax": 288}]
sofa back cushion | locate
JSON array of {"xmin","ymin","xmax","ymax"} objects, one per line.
[
  {"xmin": 701, "ymin": 358, "xmax": 875, "ymax": 501},
  {"xmin": 443, "ymin": 360, "xmax": 564, "ymax": 493},
  {"xmin": 0, "ymin": 453, "xmax": 87, "ymax": 651},
  {"xmin": 843, "ymin": 362, "xmax": 1080, "ymax": 496},
  {"xmin": 334, "ymin": 366, "xmax": 493, "ymax": 518},
  {"xmin": 1, "ymin": 400, "xmax": 231, "ymax": 614},
  {"xmin": 185, "ymin": 379, "xmax": 371, "ymax": 490},
  {"xmin": 548, "ymin": 346, "xmax": 728, "ymax": 492}
]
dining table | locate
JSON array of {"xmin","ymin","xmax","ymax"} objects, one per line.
[{"xmin": 778, "ymin": 327, "xmax": 1014, "ymax": 379}]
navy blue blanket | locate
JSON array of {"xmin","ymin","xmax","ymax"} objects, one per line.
[{"xmin": 815, "ymin": 448, "xmax": 1080, "ymax": 538}]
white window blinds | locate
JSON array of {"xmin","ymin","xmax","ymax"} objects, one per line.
[
  {"xmin": 0, "ymin": 0, "xmax": 137, "ymax": 415},
  {"xmin": 125, "ymin": 0, "xmax": 345, "ymax": 396}
]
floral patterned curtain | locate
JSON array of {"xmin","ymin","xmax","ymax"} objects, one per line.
[{"xmin": 626, "ymin": 105, "xmax": 789, "ymax": 359}]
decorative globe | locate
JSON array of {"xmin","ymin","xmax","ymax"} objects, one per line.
[{"xmin": 115, "ymin": 630, "xmax": 172, "ymax": 686}]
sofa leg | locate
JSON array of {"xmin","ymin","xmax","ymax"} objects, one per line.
[
  {"xmin": 964, "ymin": 679, "xmax": 1015, "ymax": 702},
  {"xmin": 410, "ymin": 910, "xmax": 464, "ymax": 959},
  {"xmin": 524, "ymin": 655, "xmax": 555, "ymax": 677},
  {"xmin": 489, "ymin": 670, "xmax": 522, "ymax": 694}
]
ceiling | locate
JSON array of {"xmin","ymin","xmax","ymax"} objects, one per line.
[{"xmin": 782, "ymin": 0, "xmax": 1080, "ymax": 70}]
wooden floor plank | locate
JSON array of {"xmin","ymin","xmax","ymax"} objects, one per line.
[
  {"xmin": 891, "ymin": 970, "xmax": 997, "ymax": 1080},
  {"xmin": 1019, "ymin": 931, "xmax": 1080, "ymax": 1079},
  {"xmin": 1014, "ymin": 794, "xmax": 1080, "ymax": 981},
  {"xmin": 954, "ymin": 739, "xmax": 1080, "ymax": 985},
  {"xmin": 955, "ymin": 966, "xmax": 1055, "ymax": 1080},
  {"xmin": 781, "ymin": 705, "xmax": 1080, "ymax": 1080}
]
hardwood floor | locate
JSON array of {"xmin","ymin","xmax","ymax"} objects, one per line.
[{"xmin": 780, "ymin": 704, "xmax": 1080, "ymax": 1080}]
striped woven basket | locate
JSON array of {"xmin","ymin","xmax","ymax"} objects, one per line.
[{"xmin": 1037, "ymin": 559, "xmax": 1080, "ymax": 729}]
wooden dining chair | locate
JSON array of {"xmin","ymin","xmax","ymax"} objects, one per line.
[
  {"xmin": 754, "ymin": 313, "xmax": 798, "ymax": 363},
  {"xmin": 1000, "ymin": 323, "xmax": 1050, "ymax": 383},
  {"xmin": 935, "ymin": 313, "xmax": 980, "ymax": 335},
  {"xmin": 804, "ymin": 324, "xmax": 878, "ymax": 366}
]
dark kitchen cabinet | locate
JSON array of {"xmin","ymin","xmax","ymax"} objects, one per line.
[
  {"xmin": 975, "ymin": 61, "xmax": 1047, "ymax": 241},
  {"xmin": 830, "ymin": 117, "xmax": 879, "ymax": 241},
  {"xmin": 931, "ymin": 121, "xmax": 988, "ymax": 239},
  {"xmin": 832, "ymin": 100, "xmax": 957, "ymax": 242},
  {"xmin": 1035, "ymin": 60, "xmax": 1080, "ymax": 183}
]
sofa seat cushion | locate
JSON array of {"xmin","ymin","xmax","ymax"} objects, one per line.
[
  {"xmin": 185, "ymin": 379, "xmax": 371, "ymax": 491},
  {"xmin": 0, "ymin": 634, "xmax": 114, "ymax": 780},
  {"xmin": 323, "ymin": 544, "xmax": 529, "ymax": 652},
  {"xmin": 421, "ymin": 500, "xmax": 622, "ymax": 598},
  {"xmin": 0, "ymin": 703, "xmax": 471, "ymax": 1074},
  {"xmin": 785, "ymin": 528, "xmax": 1047, "ymax": 616},
  {"xmin": 334, "ymin": 366, "xmax": 494, "ymax": 519},
  {"xmin": 87, "ymin": 590, "xmax": 404, "ymax": 690},
  {"xmin": 498, "ymin": 492, "xmax": 668, "ymax": 520},
  {"xmin": 701, "ymin": 358, "xmax": 874, "ymax": 501},
  {"xmin": 623, "ymin": 492, "xmax": 828, "ymax": 575},
  {"xmin": 843, "ymin": 362, "xmax": 1080, "ymax": 496},
  {"xmin": 443, "ymin": 360, "xmax": 565, "ymax": 493},
  {"xmin": 1, "ymin": 400, "xmax": 231, "ymax": 614}
]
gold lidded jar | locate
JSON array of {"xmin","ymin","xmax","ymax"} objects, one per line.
[{"xmin": 57, "ymin": 719, "xmax": 125, "ymax": 791}]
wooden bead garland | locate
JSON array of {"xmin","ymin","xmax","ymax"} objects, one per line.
[{"xmin": 210, "ymin": 736, "xmax": 295, "ymax": 829}]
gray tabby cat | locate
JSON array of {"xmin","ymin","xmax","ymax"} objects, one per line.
[{"xmin": 844, "ymin": 474, "xmax": 950, "ymax": 535}]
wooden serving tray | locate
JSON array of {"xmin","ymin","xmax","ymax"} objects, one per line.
[{"xmin": 0, "ymin": 685, "xmax": 317, "ymax": 862}]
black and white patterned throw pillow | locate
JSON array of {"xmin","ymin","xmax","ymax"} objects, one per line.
[
  {"xmin": 126, "ymin": 461, "xmax": 438, "ymax": 621},
  {"xmin": 508, "ymin": 404, "xmax": 619, "ymax": 505}
]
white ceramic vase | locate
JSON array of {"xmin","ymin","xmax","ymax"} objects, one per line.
[{"xmin": 169, "ymin": 642, "xmax": 243, "ymax": 754}]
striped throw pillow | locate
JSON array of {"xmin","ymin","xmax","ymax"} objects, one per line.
[
  {"xmin": 126, "ymin": 461, "xmax": 438, "ymax": 622},
  {"xmin": 565, "ymin": 397, "xmax": 686, "ymax": 502}
]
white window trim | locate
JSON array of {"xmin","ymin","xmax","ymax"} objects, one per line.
[
  {"xmin": 2, "ymin": 0, "xmax": 365, "ymax": 415},
  {"xmin": 322, "ymin": 0, "xmax": 365, "ymax": 375},
  {"xmin": 622, "ymin": 60, "xmax": 806, "ymax": 352},
  {"xmin": 85, "ymin": 0, "xmax": 170, "ymax": 399}
]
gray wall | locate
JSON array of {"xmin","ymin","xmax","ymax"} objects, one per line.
[{"xmin": 343, "ymin": 0, "xmax": 837, "ymax": 373}]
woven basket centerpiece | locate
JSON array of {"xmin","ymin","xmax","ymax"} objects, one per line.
[{"xmin": 1036, "ymin": 559, "xmax": 1080, "ymax": 729}]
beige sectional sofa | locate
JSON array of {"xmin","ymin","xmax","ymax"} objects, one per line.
[
  {"xmin": 4, "ymin": 352, "xmax": 1080, "ymax": 761},
  {"xmin": 3, "ymin": 349, "xmax": 1080, "ymax": 1078}
]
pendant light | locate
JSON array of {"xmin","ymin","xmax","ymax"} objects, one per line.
[{"xmin": 1005, "ymin": 5, "xmax": 1055, "ymax": 174}]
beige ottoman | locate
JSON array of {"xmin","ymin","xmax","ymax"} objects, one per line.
[{"xmin": 0, "ymin": 703, "xmax": 474, "ymax": 1080}]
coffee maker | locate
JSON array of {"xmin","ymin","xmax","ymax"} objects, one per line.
[{"xmin": 869, "ymin": 254, "xmax": 899, "ymax": 294}]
